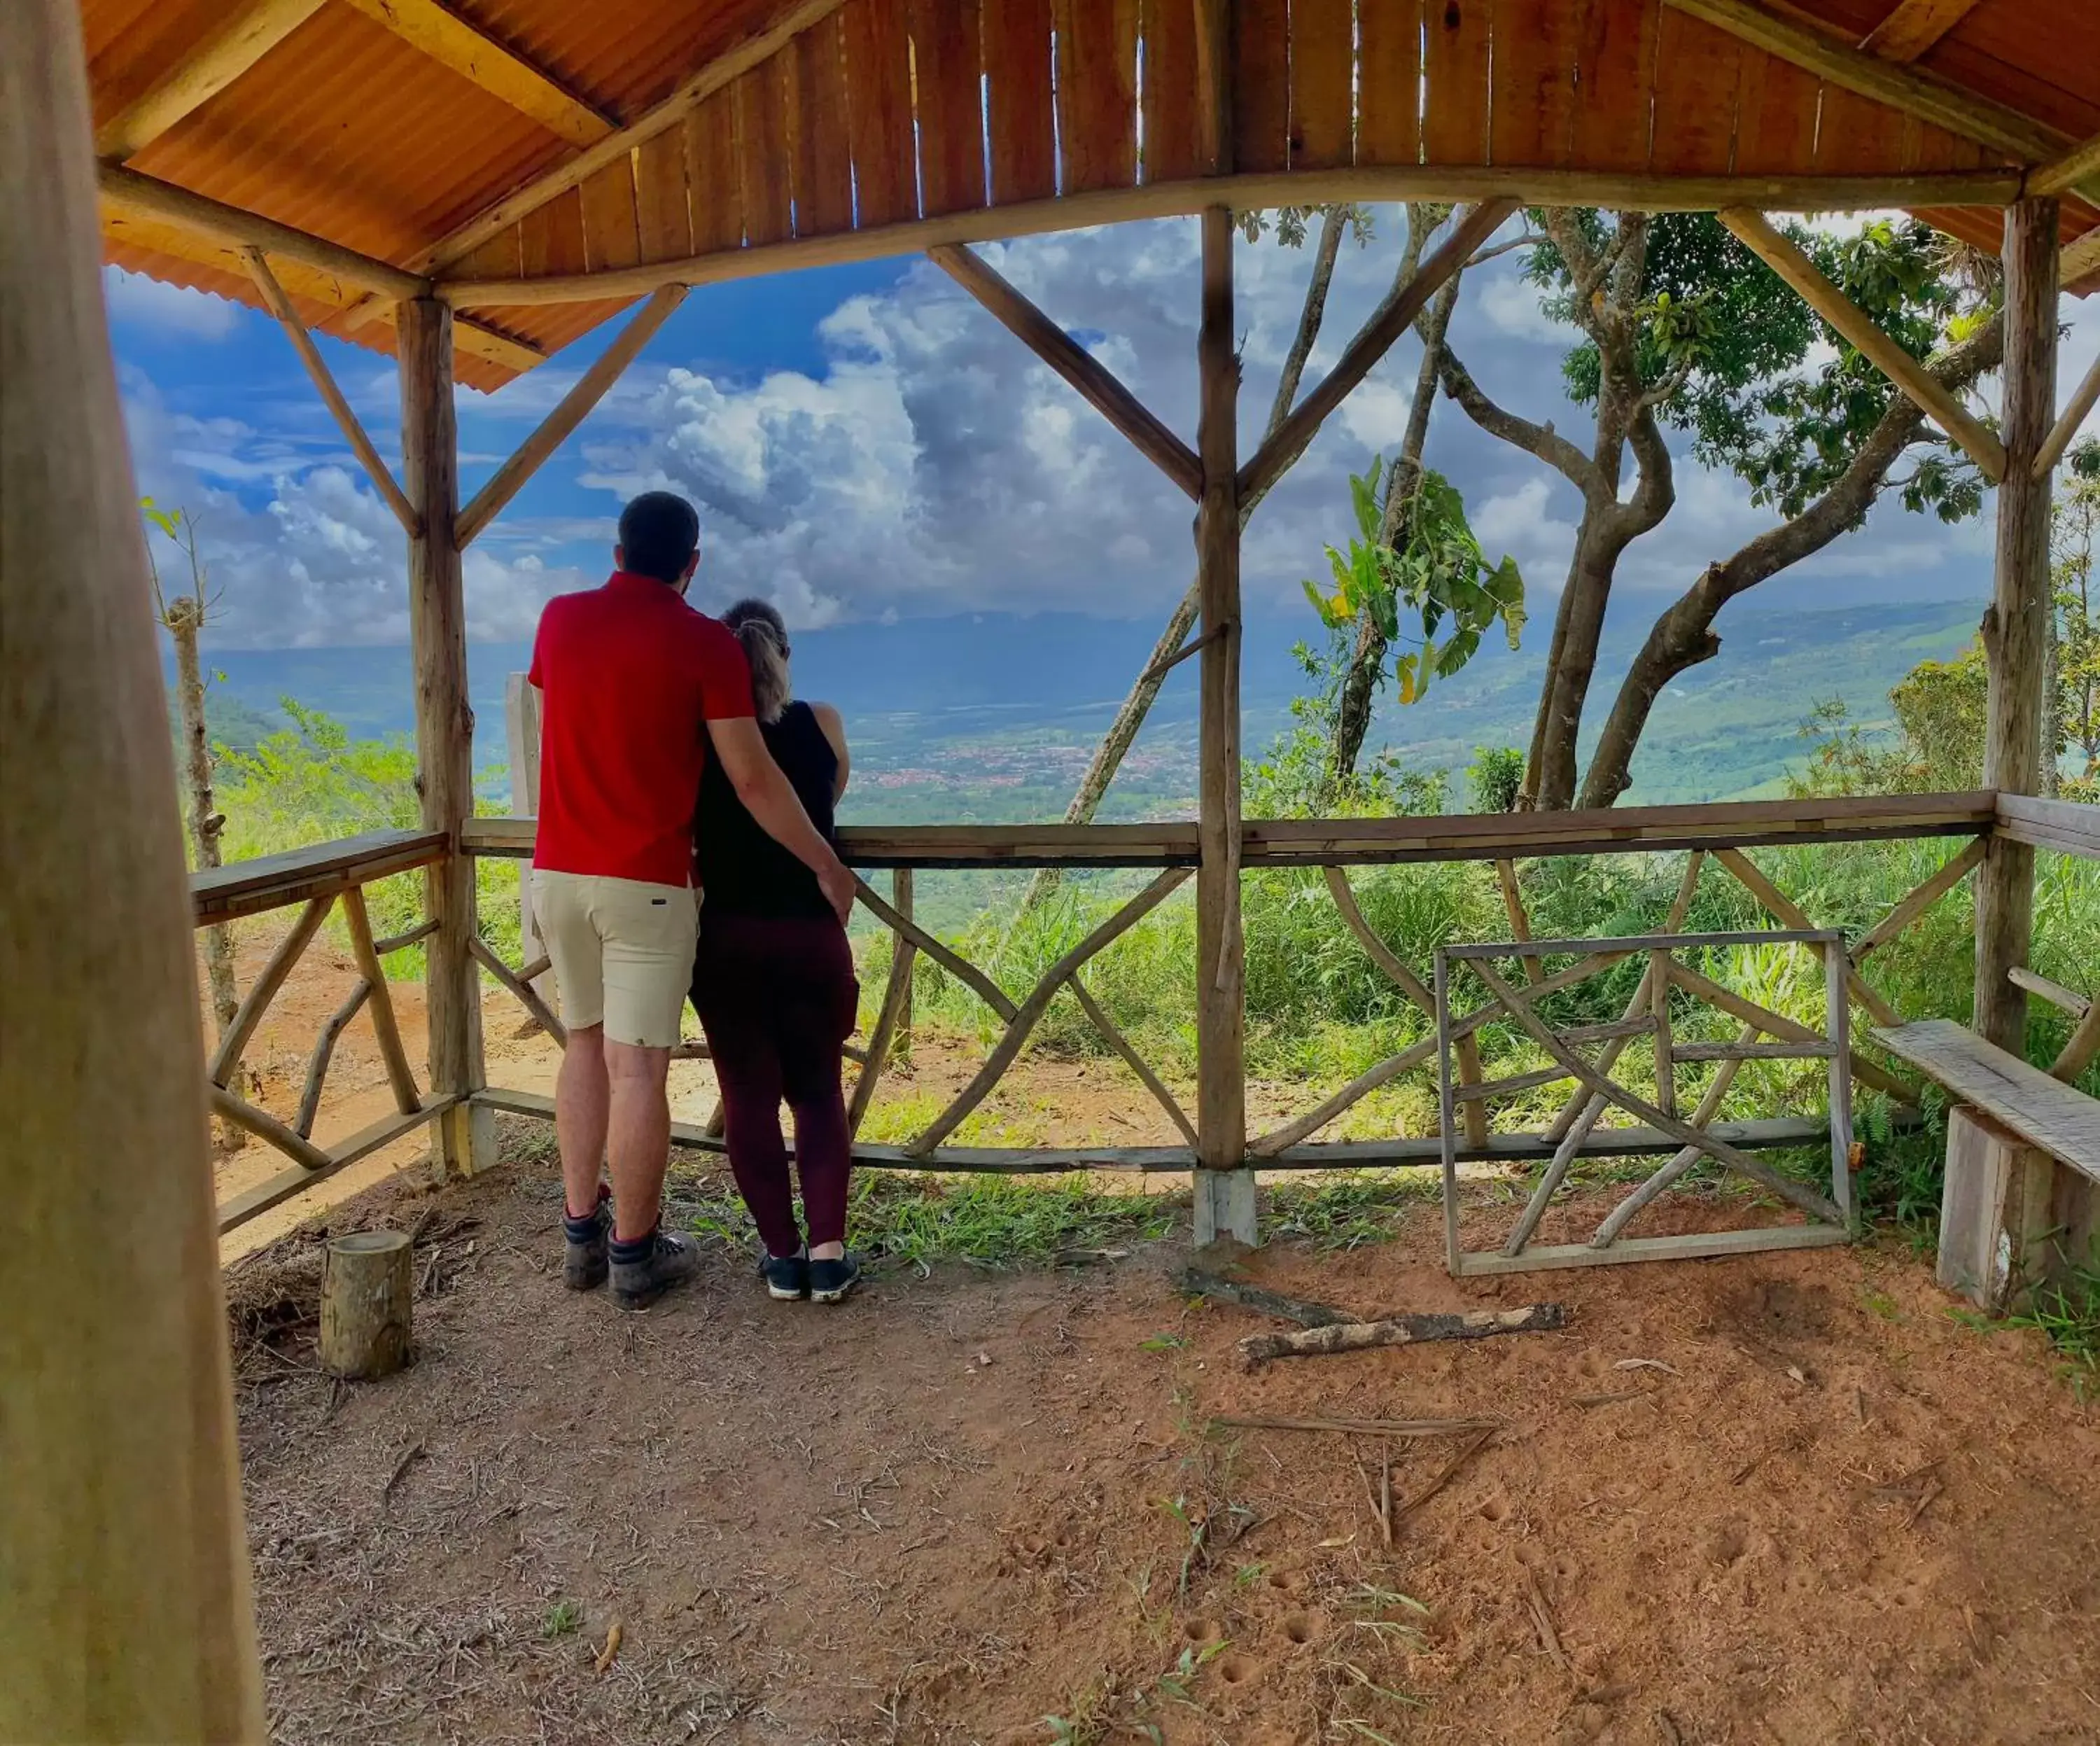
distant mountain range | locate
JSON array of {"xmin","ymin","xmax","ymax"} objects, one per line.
[{"xmin": 180, "ymin": 592, "xmax": 1985, "ymax": 814}]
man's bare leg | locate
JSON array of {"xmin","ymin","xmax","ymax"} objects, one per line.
[
  {"xmin": 605, "ymin": 1038, "xmax": 673, "ymax": 1240},
  {"xmin": 555, "ymin": 1021, "xmax": 610, "ymax": 1219}
]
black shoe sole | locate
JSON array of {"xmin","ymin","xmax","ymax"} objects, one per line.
[{"xmin": 809, "ymin": 1274, "xmax": 859, "ymax": 1305}]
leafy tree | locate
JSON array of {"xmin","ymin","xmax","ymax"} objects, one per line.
[
  {"xmin": 1440, "ymin": 212, "xmax": 2001, "ymax": 809},
  {"xmin": 1467, "ymin": 746, "xmax": 1526, "ymax": 814},
  {"xmin": 2052, "ymin": 438, "xmax": 2100, "ymax": 801},
  {"xmin": 1788, "ymin": 639, "xmax": 1989, "ymax": 797}
]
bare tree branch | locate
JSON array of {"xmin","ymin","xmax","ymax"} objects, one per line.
[{"xmin": 1438, "ymin": 347, "xmax": 1606, "ymax": 501}]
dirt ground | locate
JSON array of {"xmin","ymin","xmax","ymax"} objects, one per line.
[{"xmin": 226, "ymin": 1130, "xmax": 2100, "ymax": 1746}]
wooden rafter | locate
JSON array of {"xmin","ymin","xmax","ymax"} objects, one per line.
[
  {"xmin": 1719, "ymin": 208, "xmax": 2006, "ymax": 481},
  {"xmin": 2036, "ymin": 349, "xmax": 2100, "ymax": 477},
  {"xmin": 100, "ymin": 163, "xmax": 427, "ymax": 300},
  {"xmin": 339, "ymin": 0, "xmax": 615, "ymax": 147},
  {"xmin": 930, "ymin": 244, "xmax": 1202, "ymax": 499},
  {"xmin": 93, "ymin": 0, "xmax": 326, "ymax": 161},
  {"xmin": 2030, "ymin": 130, "xmax": 2100, "ymax": 201},
  {"xmin": 2064, "ymin": 226, "xmax": 2100, "ymax": 288},
  {"xmin": 1859, "ymin": 0, "xmax": 1981, "ymax": 62},
  {"xmin": 337, "ymin": 0, "xmax": 849, "ymax": 333},
  {"xmin": 242, "ymin": 248, "xmax": 420, "ymax": 536},
  {"xmin": 456, "ymin": 284, "xmax": 687, "ymax": 546},
  {"xmin": 1240, "ymin": 199, "xmax": 1520, "ymax": 503},
  {"xmin": 1663, "ymin": 0, "xmax": 2100, "ymax": 204},
  {"xmin": 436, "ymin": 167, "xmax": 2024, "ymax": 307}
]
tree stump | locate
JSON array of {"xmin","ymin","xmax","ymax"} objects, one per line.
[{"xmin": 318, "ymin": 1230, "xmax": 413, "ymax": 1378}]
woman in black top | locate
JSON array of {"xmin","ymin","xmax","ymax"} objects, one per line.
[{"xmin": 691, "ymin": 599, "xmax": 862, "ymax": 1304}]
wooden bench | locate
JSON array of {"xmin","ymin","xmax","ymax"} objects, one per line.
[{"xmin": 1872, "ymin": 1018, "xmax": 2099, "ymax": 1308}]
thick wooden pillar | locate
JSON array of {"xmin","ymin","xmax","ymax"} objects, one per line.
[
  {"xmin": 399, "ymin": 297, "xmax": 491, "ymax": 1173},
  {"xmin": 1956, "ymin": 195, "xmax": 2071, "ymax": 1304},
  {"xmin": 1193, "ymin": 202, "xmax": 1253, "ymax": 1245},
  {"xmin": 0, "ymin": 0, "xmax": 265, "ymax": 1735},
  {"xmin": 1974, "ymin": 201, "xmax": 2057, "ymax": 1050}
]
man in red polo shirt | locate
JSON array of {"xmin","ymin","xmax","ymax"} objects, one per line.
[{"xmin": 529, "ymin": 492, "xmax": 854, "ymax": 1310}]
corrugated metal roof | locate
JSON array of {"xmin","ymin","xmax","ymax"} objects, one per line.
[{"xmin": 85, "ymin": 0, "xmax": 2100, "ymax": 395}]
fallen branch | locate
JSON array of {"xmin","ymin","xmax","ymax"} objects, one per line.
[
  {"xmin": 1180, "ymin": 1268, "xmax": 1361, "ymax": 1328},
  {"xmin": 1396, "ymin": 1425, "xmax": 1496, "ymax": 1520},
  {"xmin": 1208, "ymin": 1414, "xmax": 1499, "ymax": 1439},
  {"xmin": 1237, "ymin": 1304, "xmax": 1568, "ymax": 1365}
]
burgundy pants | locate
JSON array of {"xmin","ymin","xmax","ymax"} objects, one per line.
[{"xmin": 690, "ymin": 913, "xmax": 859, "ymax": 1255}]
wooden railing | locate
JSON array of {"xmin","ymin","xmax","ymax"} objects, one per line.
[
  {"xmin": 193, "ymin": 828, "xmax": 455, "ymax": 1235},
  {"xmin": 200, "ymin": 790, "xmax": 2094, "ymax": 1256}
]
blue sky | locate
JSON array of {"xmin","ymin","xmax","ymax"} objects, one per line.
[{"xmin": 108, "ymin": 210, "xmax": 2098, "ymax": 652}]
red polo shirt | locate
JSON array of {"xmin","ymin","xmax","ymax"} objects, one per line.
[{"xmin": 528, "ymin": 572, "xmax": 755, "ymax": 886}]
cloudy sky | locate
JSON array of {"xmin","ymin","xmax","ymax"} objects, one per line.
[{"xmin": 109, "ymin": 209, "xmax": 2099, "ymax": 654}]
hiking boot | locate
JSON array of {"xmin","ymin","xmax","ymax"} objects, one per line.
[
  {"xmin": 563, "ymin": 1185, "xmax": 611, "ymax": 1292},
  {"xmin": 760, "ymin": 1252, "xmax": 809, "ymax": 1301},
  {"xmin": 808, "ymin": 1252, "xmax": 862, "ymax": 1306},
  {"xmin": 610, "ymin": 1228, "xmax": 701, "ymax": 1311}
]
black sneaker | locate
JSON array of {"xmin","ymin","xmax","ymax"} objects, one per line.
[
  {"xmin": 808, "ymin": 1252, "xmax": 861, "ymax": 1305},
  {"xmin": 563, "ymin": 1186, "xmax": 610, "ymax": 1292},
  {"xmin": 760, "ymin": 1252, "xmax": 809, "ymax": 1301},
  {"xmin": 610, "ymin": 1229, "xmax": 701, "ymax": 1311}
]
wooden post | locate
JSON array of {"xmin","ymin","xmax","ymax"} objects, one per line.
[
  {"xmin": 399, "ymin": 295, "xmax": 492, "ymax": 1175},
  {"xmin": 0, "ymin": 0, "xmax": 265, "ymax": 1735},
  {"xmin": 1193, "ymin": 197, "xmax": 1252, "ymax": 1247},
  {"xmin": 318, "ymin": 1231, "xmax": 414, "ymax": 1378},
  {"xmin": 892, "ymin": 867, "xmax": 915, "ymax": 1061},
  {"xmin": 503, "ymin": 671, "xmax": 551, "ymax": 1005},
  {"xmin": 1965, "ymin": 195, "xmax": 2066, "ymax": 1303}
]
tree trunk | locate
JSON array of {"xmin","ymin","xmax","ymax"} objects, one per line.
[
  {"xmin": 167, "ymin": 600, "xmax": 238, "ymax": 1035},
  {"xmin": 1326, "ymin": 263, "xmax": 1466, "ymax": 794},
  {"xmin": 1577, "ymin": 312, "xmax": 2004, "ymax": 810}
]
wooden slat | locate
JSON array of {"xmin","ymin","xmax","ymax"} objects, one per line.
[
  {"xmin": 191, "ymin": 829, "xmax": 448, "ymax": 925},
  {"xmin": 1457, "ymin": 1223, "xmax": 1851, "ymax": 1276},
  {"xmin": 2036, "ymin": 349, "xmax": 2100, "ymax": 478},
  {"xmin": 1356, "ymin": 0, "xmax": 1424, "ymax": 170},
  {"xmin": 578, "ymin": 158, "xmax": 642, "ymax": 274},
  {"xmin": 337, "ymin": 0, "xmax": 615, "ymax": 148},
  {"xmin": 1733, "ymin": 39, "xmax": 1833, "ymax": 174},
  {"xmin": 210, "ymin": 1086, "xmax": 330, "ymax": 1173},
  {"xmin": 1714, "ymin": 846, "xmax": 1905, "ymax": 1031},
  {"xmin": 2033, "ymin": 131, "xmax": 2100, "ymax": 202},
  {"xmin": 1068, "ymin": 972, "xmax": 1198, "ymax": 1146},
  {"xmin": 1569, "ymin": 0, "xmax": 1660, "ymax": 172},
  {"xmin": 1289, "ymin": 0, "xmax": 1357, "ymax": 171},
  {"xmin": 1874, "ymin": 1019, "xmax": 2100, "ymax": 1175},
  {"xmin": 94, "ymin": 0, "xmax": 326, "ymax": 160},
  {"xmin": 634, "ymin": 125, "xmax": 692, "ymax": 262},
  {"xmin": 519, "ymin": 185, "xmax": 589, "ymax": 286},
  {"xmin": 732, "ymin": 62, "xmax": 794, "ymax": 246},
  {"xmin": 1421, "ymin": 0, "xmax": 1491, "ymax": 166},
  {"xmin": 1854, "ymin": 834, "xmax": 1989, "ymax": 958},
  {"xmin": 1140, "ymin": 0, "xmax": 1205, "ymax": 183},
  {"xmin": 982, "ymin": 0, "xmax": 1058, "ymax": 203},
  {"xmin": 791, "ymin": 16, "xmax": 855, "ymax": 236},
  {"xmin": 1489, "ymin": 0, "xmax": 1583, "ymax": 167},
  {"xmin": 1057, "ymin": 0, "xmax": 1141, "ymax": 193},
  {"xmin": 843, "ymin": 0, "xmax": 919, "ymax": 225},
  {"xmin": 1649, "ymin": 3, "xmax": 1742, "ymax": 175},
  {"xmin": 1816, "ymin": 83, "xmax": 1913, "ymax": 176},
  {"xmin": 295, "ymin": 980, "xmax": 370, "ymax": 1140},
  {"xmin": 1861, "ymin": 0, "xmax": 1982, "ymax": 62},
  {"xmin": 909, "ymin": 0, "xmax": 985, "ymax": 216},
  {"xmin": 1994, "ymin": 794, "xmax": 2100, "ymax": 858},
  {"xmin": 686, "ymin": 87, "xmax": 746, "ymax": 255},
  {"xmin": 2010, "ymin": 965, "xmax": 2092, "ymax": 1021},
  {"xmin": 215, "ymin": 1097, "xmax": 461, "ymax": 1234},
  {"xmin": 468, "ymin": 934, "xmax": 566, "ymax": 1045},
  {"xmin": 342, "ymin": 887, "xmax": 423, "ymax": 1116},
  {"xmin": 1231, "ymin": 0, "xmax": 1291, "ymax": 173}
]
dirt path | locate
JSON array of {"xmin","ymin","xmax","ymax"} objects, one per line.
[{"xmin": 227, "ymin": 1138, "xmax": 2100, "ymax": 1745}]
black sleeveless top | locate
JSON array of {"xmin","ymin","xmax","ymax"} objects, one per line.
[{"xmin": 695, "ymin": 701, "xmax": 840, "ymax": 919}]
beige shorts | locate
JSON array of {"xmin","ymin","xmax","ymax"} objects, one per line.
[{"xmin": 529, "ymin": 870, "xmax": 698, "ymax": 1049}]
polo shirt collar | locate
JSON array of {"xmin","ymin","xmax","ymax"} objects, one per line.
[{"xmin": 606, "ymin": 568, "xmax": 678, "ymax": 595}]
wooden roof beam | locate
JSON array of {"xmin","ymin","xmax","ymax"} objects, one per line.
[
  {"xmin": 337, "ymin": 0, "xmax": 849, "ymax": 335},
  {"xmin": 2065, "ymin": 226, "xmax": 2100, "ymax": 287},
  {"xmin": 98, "ymin": 162, "xmax": 428, "ymax": 300},
  {"xmin": 241, "ymin": 248, "xmax": 420, "ymax": 536},
  {"xmin": 337, "ymin": 0, "xmax": 616, "ymax": 149},
  {"xmin": 929, "ymin": 246, "xmax": 1202, "ymax": 500},
  {"xmin": 93, "ymin": 0, "xmax": 326, "ymax": 161},
  {"xmin": 1662, "ymin": 0, "xmax": 2100, "ymax": 204},
  {"xmin": 437, "ymin": 167, "xmax": 2022, "ymax": 306},
  {"xmin": 2031, "ymin": 131, "xmax": 2100, "ymax": 201},
  {"xmin": 1719, "ymin": 208, "xmax": 2005, "ymax": 481},
  {"xmin": 1859, "ymin": 0, "xmax": 1982, "ymax": 62},
  {"xmin": 456, "ymin": 284, "xmax": 687, "ymax": 547},
  {"xmin": 1240, "ymin": 200, "xmax": 1520, "ymax": 503}
]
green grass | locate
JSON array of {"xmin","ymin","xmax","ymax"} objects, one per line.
[{"xmin": 2003, "ymin": 1267, "xmax": 2100, "ymax": 1401}]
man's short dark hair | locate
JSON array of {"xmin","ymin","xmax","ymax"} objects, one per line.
[{"xmin": 617, "ymin": 491, "xmax": 701, "ymax": 583}]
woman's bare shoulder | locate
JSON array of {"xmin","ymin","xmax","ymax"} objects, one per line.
[{"xmin": 808, "ymin": 700, "xmax": 846, "ymax": 732}]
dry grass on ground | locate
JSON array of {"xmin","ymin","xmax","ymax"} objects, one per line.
[{"xmin": 226, "ymin": 1124, "xmax": 2100, "ymax": 1745}]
